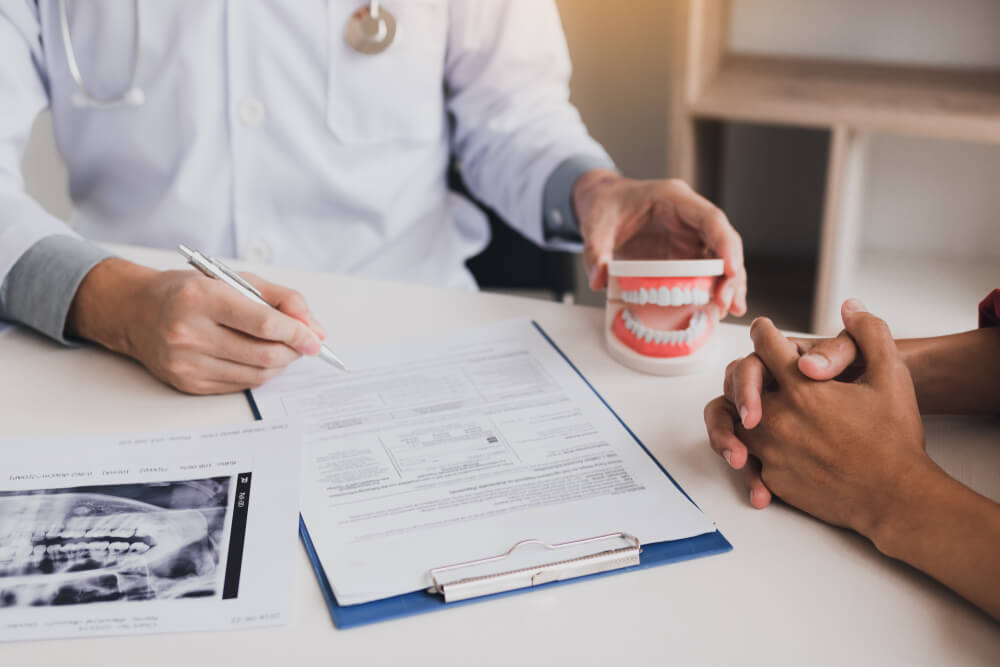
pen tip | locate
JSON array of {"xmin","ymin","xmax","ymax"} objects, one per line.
[{"xmin": 318, "ymin": 346, "xmax": 349, "ymax": 372}]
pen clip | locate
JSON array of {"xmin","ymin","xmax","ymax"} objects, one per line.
[{"xmin": 208, "ymin": 256, "xmax": 265, "ymax": 300}]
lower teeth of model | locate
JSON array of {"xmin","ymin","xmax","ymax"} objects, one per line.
[{"xmin": 622, "ymin": 310, "xmax": 706, "ymax": 345}]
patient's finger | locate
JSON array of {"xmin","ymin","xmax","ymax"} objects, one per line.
[
  {"xmin": 743, "ymin": 456, "xmax": 773, "ymax": 509},
  {"xmin": 749, "ymin": 317, "xmax": 801, "ymax": 388},
  {"xmin": 723, "ymin": 353, "xmax": 771, "ymax": 430},
  {"xmin": 793, "ymin": 330, "xmax": 860, "ymax": 381},
  {"xmin": 703, "ymin": 396, "xmax": 748, "ymax": 469}
]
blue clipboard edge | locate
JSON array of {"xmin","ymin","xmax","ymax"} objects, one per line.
[{"xmin": 245, "ymin": 320, "xmax": 731, "ymax": 629}]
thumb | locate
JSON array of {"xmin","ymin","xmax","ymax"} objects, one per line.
[
  {"xmin": 795, "ymin": 330, "xmax": 859, "ymax": 381},
  {"xmin": 583, "ymin": 228, "xmax": 615, "ymax": 291},
  {"xmin": 581, "ymin": 201, "xmax": 621, "ymax": 291},
  {"xmin": 242, "ymin": 273, "xmax": 327, "ymax": 340},
  {"xmin": 840, "ymin": 298, "xmax": 897, "ymax": 386}
]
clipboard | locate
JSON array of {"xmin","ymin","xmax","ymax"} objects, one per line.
[{"xmin": 246, "ymin": 321, "xmax": 731, "ymax": 629}]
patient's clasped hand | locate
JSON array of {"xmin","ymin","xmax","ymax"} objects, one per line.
[{"xmin": 704, "ymin": 295, "xmax": 1000, "ymax": 621}]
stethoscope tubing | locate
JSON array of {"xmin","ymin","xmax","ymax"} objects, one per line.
[
  {"xmin": 59, "ymin": 0, "xmax": 144, "ymax": 108},
  {"xmin": 59, "ymin": 0, "xmax": 393, "ymax": 109}
]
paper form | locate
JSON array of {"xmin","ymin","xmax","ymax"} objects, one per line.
[
  {"xmin": 0, "ymin": 422, "xmax": 301, "ymax": 642},
  {"xmin": 252, "ymin": 320, "xmax": 716, "ymax": 605}
]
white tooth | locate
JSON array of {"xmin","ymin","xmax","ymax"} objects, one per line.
[
  {"xmin": 109, "ymin": 542, "xmax": 129, "ymax": 554},
  {"xmin": 111, "ymin": 527, "xmax": 135, "ymax": 540},
  {"xmin": 652, "ymin": 331, "xmax": 663, "ymax": 344},
  {"xmin": 683, "ymin": 287, "xmax": 693, "ymax": 304},
  {"xmin": 638, "ymin": 287, "xmax": 648, "ymax": 305},
  {"xmin": 624, "ymin": 290, "xmax": 634, "ymax": 303},
  {"xmin": 670, "ymin": 286, "xmax": 683, "ymax": 305},
  {"xmin": 0, "ymin": 546, "xmax": 14, "ymax": 561},
  {"xmin": 697, "ymin": 290, "xmax": 709, "ymax": 305},
  {"xmin": 31, "ymin": 545, "xmax": 46, "ymax": 559},
  {"xmin": 657, "ymin": 286, "xmax": 669, "ymax": 306},
  {"xmin": 643, "ymin": 328, "xmax": 653, "ymax": 342},
  {"xmin": 129, "ymin": 543, "xmax": 150, "ymax": 555}
]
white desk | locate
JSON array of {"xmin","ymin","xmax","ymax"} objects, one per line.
[{"xmin": 2, "ymin": 245, "xmax": 998, "ymax": 665}]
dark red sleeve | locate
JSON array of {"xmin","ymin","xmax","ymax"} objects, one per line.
[{"xmin": 979, "ymin": 289, "xmax": 1000, "ymax": 328}]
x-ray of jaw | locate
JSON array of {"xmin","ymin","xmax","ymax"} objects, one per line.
[{"xmin": 0, "ymin": 478, "xmax": 230, "ymax": 608}]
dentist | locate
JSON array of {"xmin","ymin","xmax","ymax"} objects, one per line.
[{"xmin": 0, "ymin": 0, "xmax": 746, "ymax": 394}]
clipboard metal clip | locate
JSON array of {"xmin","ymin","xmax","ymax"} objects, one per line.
[{"xmin": 428, "ymin": 532, "xmax": 641, "ymax": 603}]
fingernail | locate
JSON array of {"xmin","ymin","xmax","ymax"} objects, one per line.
[
  {"xmin": 721, "ymin": 285, "xmax": 735, "ymax": 304},
  {"xmin": 844, "ymin": 298, "xmax": 867, "ymax": 314},
  {"xmin": 749, "ymin": 488, "xmax": 756, "ymax": 505},
  {"xmin": 738, "ymin": 405, "xmax": 748, "ymax": 427},
  {"xmin": 803, "ymin": 352, "xmax": 830, "ymax": 369},
  {"xmin": 722, "ymin": 450, "xmax": 733, "ymax": 467}
]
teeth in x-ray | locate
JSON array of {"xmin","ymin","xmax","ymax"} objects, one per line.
[{"xmin": 0, "ymin": 491, "xmax": 222, "ymax": 608}]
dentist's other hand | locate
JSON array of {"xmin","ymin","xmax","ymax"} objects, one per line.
[
  {"xmin": 574, "ymin": 170, "xmax": 747, "ymax": 318},
  {"xmin": 67, "ymin": 258, "xmax": 326, "ymax": 394}
]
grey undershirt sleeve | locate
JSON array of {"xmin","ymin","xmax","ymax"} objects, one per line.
[
  {"xmin": 0, "ymin": 235, "xmax": 115, "ymax": 345},
  {"xmin": 541, "ymin": 154, "xmax": 618, "ymax": 246}
]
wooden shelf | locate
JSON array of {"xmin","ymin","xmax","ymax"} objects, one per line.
[{"xmin": 690, "ymin": 55, "xmax": 1000, "ymax": 144}]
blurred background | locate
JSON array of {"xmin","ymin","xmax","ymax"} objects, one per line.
[{"xmin": 21, "ymin": 0, "xmax": 1000, "ymax": 337}]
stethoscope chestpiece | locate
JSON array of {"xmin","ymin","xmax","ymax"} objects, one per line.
[{"xmin": 345, "ymin": 1, "xmax": 396, "ymax": 55}]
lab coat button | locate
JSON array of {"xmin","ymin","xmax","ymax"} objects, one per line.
[{"xmin": 239, "ymin": 98, "xmax": 265, "ymax": 126}]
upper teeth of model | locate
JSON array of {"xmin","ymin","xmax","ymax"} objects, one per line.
[
  {"xmin": 622, "ymin": 309, "xmax": 707, "ymax": 345},
  {"xmin": 620, "ymin": 286, "xmax": 710, "ymax": 306}
]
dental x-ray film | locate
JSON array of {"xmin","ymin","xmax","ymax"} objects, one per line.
[{"xmin": 0, "ymin": 422, "xmax": 300, "ymax": 642}]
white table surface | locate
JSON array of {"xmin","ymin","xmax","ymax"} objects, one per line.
[{"xmin": 1, "ymin": 245, "xmax": 998, "ymax": 665}]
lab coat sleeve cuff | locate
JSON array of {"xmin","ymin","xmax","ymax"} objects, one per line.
[
  {"xmin": 0, "ymin": 235, "xmax": 116, "ymax": 346},
  {"xmin": 542, "ymin": 154, "xmax": 618, "ymax": 249}
]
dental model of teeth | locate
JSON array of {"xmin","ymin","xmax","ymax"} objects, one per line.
[
  {"xmin": 620, "ymin": 309, "xmax": 708, "ymax": 345},
  {"xmin": 605, "ymin": 258, "xmax": 724, "ymax": 376},
  {"xmin": 620, "ymin": 286, "xmax": 711, "ymax": 307}
]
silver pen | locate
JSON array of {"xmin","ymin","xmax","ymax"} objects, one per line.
[{"xmin": 177, "ymin": 244, "xmax": 348, "ymax": 372}]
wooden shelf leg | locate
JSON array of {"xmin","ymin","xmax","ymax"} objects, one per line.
[{"xmin": 812, "ymin": 126, "xmax": 869, "ymax": 334}]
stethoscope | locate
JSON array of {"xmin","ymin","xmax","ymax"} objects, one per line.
[{"xmin": 59, "ymin": 0, "xmax": 398, "ymax": 109}]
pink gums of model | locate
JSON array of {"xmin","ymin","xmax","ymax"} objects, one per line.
[{"xmin": 605, "ymin": 259, "xmax": 724, "ymax": 375}]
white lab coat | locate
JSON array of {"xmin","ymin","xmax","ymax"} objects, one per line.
[{"xmin": 0, "ymin": 0, "xmax": 610, "ymax": 290}]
